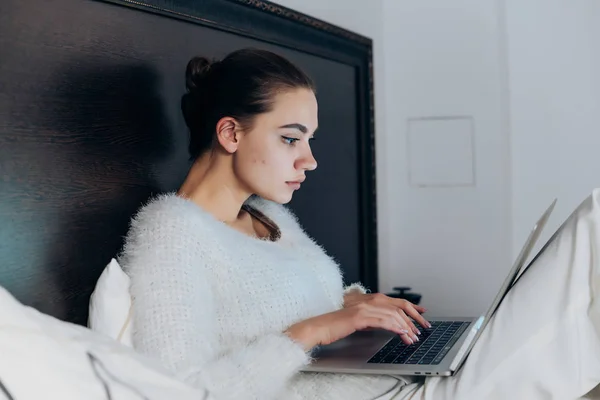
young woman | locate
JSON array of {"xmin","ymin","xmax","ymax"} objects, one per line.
[{"xmin": 119, "ymin": 48, "xmax": 600, "ymax": 400}]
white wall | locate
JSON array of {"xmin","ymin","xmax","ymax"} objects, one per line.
[
  {"xmin": 378, "ymin": 0, "xmax": 512, "ymax": 317},
  {"xmin": 506, "ymin": 0, "xmax": 600, "ymax": 259},
  {"xmin": 379, "ymin": 0, "xmax": 600, "ymax": 317}
]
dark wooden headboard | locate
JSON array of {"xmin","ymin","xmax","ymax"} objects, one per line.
[{"xmin": 0, "ymin": 0, "xmax": 378, "ymax": 325}]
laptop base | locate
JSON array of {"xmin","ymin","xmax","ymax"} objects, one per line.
[{"xmin": 302, "ymin": 317, "xmax": 477, "ymax": 376}]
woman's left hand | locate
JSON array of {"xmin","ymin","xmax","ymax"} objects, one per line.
[{"xmin": 343, "ymin": 292, "xmax": 431, "ymax": 337}]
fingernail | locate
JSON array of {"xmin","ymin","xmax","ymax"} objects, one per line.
[
  {"xmin": 426, "ymin": 322, "xmax": 432, "ymax": 328},
  {"xmin": 416, "ymin": 329, "xmax": 421, "ymax": 335},
  {"xmin": 414, "ymin": 335, "xmax": 419, "ymax": 342}
]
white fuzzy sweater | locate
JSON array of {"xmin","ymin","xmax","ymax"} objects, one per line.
[{"xmin": 119, "ymin": 193, "xmax": 403, "ymax": 400}]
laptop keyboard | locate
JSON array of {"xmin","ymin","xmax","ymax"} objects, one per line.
[{"xmin": 367, "ymin": 321, "xmax": 470, "ymax": 365}]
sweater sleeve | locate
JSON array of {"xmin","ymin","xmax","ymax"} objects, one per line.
[
  {"xmin": 343, "ymin": 282, "xmax": 369, "ymax": 295},
  {"xmin": 121, "ymin": 201, "xmax": 311, "ymax": 400}
]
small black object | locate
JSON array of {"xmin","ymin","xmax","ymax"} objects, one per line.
[{"xmin": 386, "ymin": 286, "xmax": 422, "ymax": 305}]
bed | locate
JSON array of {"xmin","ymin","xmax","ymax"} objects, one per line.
[{"xmin": 0, "ymin": 0, "xmax": 377, "ymax": 327}]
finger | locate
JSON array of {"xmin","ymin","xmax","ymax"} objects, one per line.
[
  {"xmin": 393, "ymin": 298, "xmax": 426, "ymax": 314},
  {"xmin": 393, "ymin": 299, "xmax": 431, "ymax": 330},
  {"xmin": 403, "ymin": 305, "xmax": 432, "ymax": 330},
  {"xmin": 396, "ymin": 308, "xmax": 418, "ymax": 333},
  {"xmin": 384, "ymin": 306, "xmax": 416, "ymax": 337},
  {"xmin": 377, "ymin": 316, "xmax": 414, "ymax": 345},
  {"xmin": 414, "ymin": 305, "xmax": 428, "ymax": 314},
  {"xmin": 396, "ymin": 309, "xmax": 421, "ymax": 342},
  {"xmin": 363, "ymin": 306, "xmax": 416, "ymax": 344},
  {"xmin": 392, "ymin": 299, "xmax": 421, "ymax": 329},
  {"xmin": 363, "ymin": 316, "xmax": 410, "ymax": 338},
  {"xmin": 382, "ymin": 306, "xmax": 419, "ymax": 341},
  {"xmin": 399, "ymin": 330, "xmax": 414, "ymax": 345}
]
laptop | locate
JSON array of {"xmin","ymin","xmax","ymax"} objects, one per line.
[{"xmin": 302, "ymin": 199, "xmax": 557, "ymax": 377}]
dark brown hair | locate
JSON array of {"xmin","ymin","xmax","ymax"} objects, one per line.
[{"xmin": 181, "ymin": 48, "xmax": 316, "ymax": 160}]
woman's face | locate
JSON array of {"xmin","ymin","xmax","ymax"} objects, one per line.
[{"xmin": 233, "ymin": 88, "xmax": 319, "ymax": 204}]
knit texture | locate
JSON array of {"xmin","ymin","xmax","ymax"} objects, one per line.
[{"xmin": 119, "ymin": 193, "xmax": 402, "ymax": 400}]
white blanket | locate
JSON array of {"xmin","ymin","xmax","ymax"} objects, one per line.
[{"xmin": 0, "ymin": 286, "xmax": 209, "ymax": 400}]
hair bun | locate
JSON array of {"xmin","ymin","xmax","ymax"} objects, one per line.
[
  {"xmin": 185, "ymin": 56, "xmax": 214, "ymax": 93},
  {"xmin": 181, "ymin": 56, "xmax": 216, "ymax": 143}
]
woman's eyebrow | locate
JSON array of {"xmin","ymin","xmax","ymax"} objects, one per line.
[{"xmin": 279, "ymin": 123, "xmax": 307, "ymax": 134}]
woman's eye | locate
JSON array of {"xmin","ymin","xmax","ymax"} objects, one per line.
[{"xmin": 282, "ymin": 136, "xmax": 299, "ymax": 145}]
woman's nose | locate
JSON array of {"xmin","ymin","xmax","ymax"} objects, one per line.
[{"xmin": 297, "ymin": 146, "xmax": 317, "ymax": 171}]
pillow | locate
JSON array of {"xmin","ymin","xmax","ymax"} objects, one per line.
[
  {"xmin": 88, "ymin": 258, "xmax": 133, "ymax": 346},
  {"xmin": 0, "ymin": 285, "xmax": 206, "ymax": 400}
]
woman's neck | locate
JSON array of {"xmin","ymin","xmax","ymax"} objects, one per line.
[{"xmin": 177, "ymin": 153, "xmax": 250, "ymax": 223}]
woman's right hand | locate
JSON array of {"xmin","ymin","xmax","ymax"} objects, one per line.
[{"xmin": 284, "ymin": 302, "xmax": 421, "ymax": 351}]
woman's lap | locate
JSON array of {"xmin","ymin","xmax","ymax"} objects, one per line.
[{"xmin": 393, "ymin": 190, "xmax": 600, "ymax": 400}]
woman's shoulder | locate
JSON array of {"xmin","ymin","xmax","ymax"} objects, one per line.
[
  {"xmin": 126, "ymin": 192, "xmax": 221, "ymax": 242},
  {"xmin": 118, "ymin": 193, "xmax": 225, "ymax": 273},
  {"xmin": 131, "ymin": 191, "xmax": 195, "ymax": 219}
]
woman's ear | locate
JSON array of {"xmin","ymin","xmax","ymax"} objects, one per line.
[{"xmin": 215, "ymin": 117, "xmax": 242, "ymax": 154}]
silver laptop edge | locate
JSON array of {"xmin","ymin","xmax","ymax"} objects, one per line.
[
  {"xmin": 302, "ymin": 199, "xmax": 557, "ymax": 376},
  {"xmin": 449, "ymin": 198, "xmax": 556, "ymax": 373}
]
